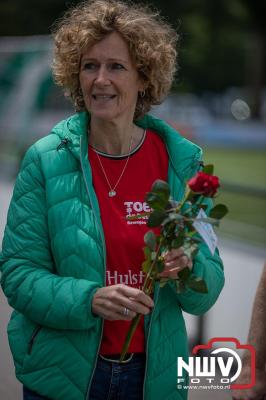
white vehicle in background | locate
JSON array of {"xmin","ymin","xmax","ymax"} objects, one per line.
[{"xmin": 0, "ymin": 36, "xmax": 72, "ymax": 178}]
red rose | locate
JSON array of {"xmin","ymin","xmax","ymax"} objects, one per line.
[{"xmin": 188, "ymin": 171, "xmax": 220, "ymax": 197}]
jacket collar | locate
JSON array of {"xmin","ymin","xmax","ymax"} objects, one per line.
[{"xmin": 53, "ymin": 111, "xmax": 202, "ymax": 180}]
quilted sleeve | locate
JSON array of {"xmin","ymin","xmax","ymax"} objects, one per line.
[
  {"xmin": 176, "ymin": 243, "xmax": 225, "ymax": 315},
  {"xmin": 174, "ymin": 195, "xmax": 225, "ymax": 315},
  {"xmin": 0, "ymin": 144, "xmax": 101, "ymax": 330}
]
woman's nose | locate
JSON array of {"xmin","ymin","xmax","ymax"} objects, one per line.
[{"xmin": 94, "ymin": 65, "xmax": 110, "ymax": 86}]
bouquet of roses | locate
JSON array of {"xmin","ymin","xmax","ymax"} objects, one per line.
[{"xmin": 120, "ymin": 164, "xmax": 228, "ymax": 361}]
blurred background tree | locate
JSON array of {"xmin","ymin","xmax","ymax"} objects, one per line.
[{"xmin": 0, "ymin": 0, "xmax": 265, "ymax": 119}]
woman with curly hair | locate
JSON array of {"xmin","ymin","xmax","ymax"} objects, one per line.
[{"xmin": 0, "ymin": 1, "xmax": 224, "ymax": 399}]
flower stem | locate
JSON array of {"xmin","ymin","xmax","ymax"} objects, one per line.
[
  {"xmin": 119, "ymin": 241, "xmax": 163, "ymax": 361},
  {"xmin": 119, "ymin": 313, "xmax": 142, "ymax": 362}
]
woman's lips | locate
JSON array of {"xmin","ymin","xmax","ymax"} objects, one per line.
[{"xmin": 92, "ymin": 94, "xmax": 116, "ymax": 100}]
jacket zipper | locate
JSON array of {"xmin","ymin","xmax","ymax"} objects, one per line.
[
  {"xmin": 27, "ymin": 326, "xmax": 42, "ymax": 355},
  {"xmin": 56, "ymin": 138, "xmax": 70, "ymax": 151},
  {"xmin": 142, "ymin": 284, "xmax": 160, "ymax": 399},
  {"xmin": 79, "ymin": 136, "xmax": 106, "ymax": 400}
]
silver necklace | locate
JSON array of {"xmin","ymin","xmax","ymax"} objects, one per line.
[{"xmin": 94, "ymin": 136, "xmax": 133, "ymax": 197}]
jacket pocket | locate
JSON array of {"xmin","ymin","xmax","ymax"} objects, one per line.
[{"xmin": 27, "ymin": 326, "xmax": 42, "ymax": 355}]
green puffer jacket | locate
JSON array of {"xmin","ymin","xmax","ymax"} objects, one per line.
[{"xmin": 0, "ymin": 112, "xmax": 224, "ymax": 400}]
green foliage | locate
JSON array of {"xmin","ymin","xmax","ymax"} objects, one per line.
[
  {"xmin": 144, "ymin": 231, "xmax": 157, "ymax": 251},
  {"xmin": 142, "ymin": 259, "xmax": 151, "ymax": 274},
  {"xmin": 138, "ymin": 173, "xmax": 226, "ymax": 295},
  {"xmin": 178, "ymin": 266, "xmax": 191, "ymax": 281},
  {"xmin": 177, "ymin": 266, "xmax": 208, "ymax": 293},
  {"xmin": 187, "ymin": 277, "xmax": 208, "ymax": 293},
  {"xmin": 145, "ymin": 192, "xmax": 166, "ymax": 210},
  {"xmin": 121, "ymin": 171, "xmax": 227, "ymax": 361},
  {"xmin": 147, "ymin": 209, "xmax": 167, "ymax": 227},
  {"xmin": 202, "ymin": 164, "xmax": 214, "ymax": 175},
  {"xmin": 210, "ymin": 204, "xmax": 229, "ymax": 220},
  {"xmin": 145, "ymin": 180, "xmax": 170, "ymax": 210}
]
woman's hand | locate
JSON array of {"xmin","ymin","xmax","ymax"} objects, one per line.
[
  {"xmin": 158, "ymin": 247, "xmax": 193, "ymax": 279},
  {"xmin": 92, "ymin": 284, "xmax": 154, "ymax": 320}
]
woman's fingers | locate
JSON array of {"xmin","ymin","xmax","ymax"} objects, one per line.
[
  {"xmin": 159, "ymin": 247, "xmax": 193, "ymax": 278},
  {"xmin": 109, "ymin": 289, "xmax": 152, "ymax": 316},
  {"xmin": 91, "ymin": 249, "xmax": 192, "ymax": 321},
  {"xmin": 92, "ymin": 284, "xmax": 154, "ymax": 320},
  {"xmin": 159, "ymin": 266, "xmax": 180, "ymax": 279},
  {"xmin": 163, "ymin": 247, "xmax": 184, "ymax": 261},
  {"xmin": 118, "ymin": 284, "xmax": 154, "ymax": 307},
  {"xmin": 164, "ymin": 255, "xmax": 191, "ymax": 269},
  {"xmin": 95, "ymin": 301, "xmax": 137, "ymax": 321}
]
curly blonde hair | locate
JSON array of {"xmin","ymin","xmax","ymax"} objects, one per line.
[{"xmin": 52, "ymin": 0, "xmax": 178, "ymax": 119}]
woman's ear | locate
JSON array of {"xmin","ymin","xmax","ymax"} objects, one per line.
[{"xmin": 138, "ymin": 78, "xmax": 148, "ymax": 96}]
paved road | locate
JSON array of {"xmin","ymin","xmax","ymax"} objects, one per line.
[{"xmin": 1, "ymin": 180, "xmax": 265, "ymax": 400}]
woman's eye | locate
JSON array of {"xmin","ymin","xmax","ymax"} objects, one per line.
[
  {"xmin": 83, "ymin": 63, "xmax": 96, "ymax": 70},
  {"xmin": 111, "ymin": 63, "xmax": 124, "ymax": 70}
]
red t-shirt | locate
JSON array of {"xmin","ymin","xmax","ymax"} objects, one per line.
[{"xmin": 88, "ymin": 129, "xmax": 168, "ymax": 354}]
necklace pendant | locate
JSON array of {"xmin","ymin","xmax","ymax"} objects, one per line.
[{"xmin": 109, "ymin": 190, "xmax": 116, "ymax": 197}]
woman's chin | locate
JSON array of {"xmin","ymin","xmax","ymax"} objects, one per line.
[{"xmin": 89, "ymin": 107, "xmax": 128, "ymax": 123}]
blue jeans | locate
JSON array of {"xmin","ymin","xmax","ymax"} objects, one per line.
[
  {"xmin": 89, "ymin": 353, "xmax": 146, "ymax": 400},
  {"xmin": 23, "ymin": 353, "xmax": 146, "ymax": 400}
]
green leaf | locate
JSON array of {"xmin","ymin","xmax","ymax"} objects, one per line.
[
  {"xmin": 151, "ymin": 180, "xmax": 170, "ymax": 198},
  {"xmin": 189, "ymin": 236, "xmax": 202, "ymax": 244},
  {"xmin": 144, "ymin": 231, "xmax": 157, "ymax": 251},
  {"xmin": 143, "ymin": 246, "xmax": 151, "ymax": 261},
  {"xmin": 146, "ymin": 180, "xmax": 170, "ymax": 209},
  {"xmin": 142, "ymin": 259, "xmax": 151, "ymax": 273},
  {"xmin": 175, "ymin": 279, "xmax": 186, "ymax": 293},
  {"xmin": 159, "ymin": 278, "xmax": 169, "ymax": 288},
  {"xmin": 178, "ymin": 267, "xmax": 191, "ymax": 281},
  {"xmin": 187, "ymin": 277, "xmax": 208, "ymax": 293},
  {"xmin": 209, "ymin": 204, "xmax": 229, "ymax": 220},
  {"xmin": 155, "ymin": 259, "xmax": 165, "ymax": 273},
  {"xmin": 147, "ymin": 210, "xmax": 167, "ymax": 227},
  {"xmin": 156, "ymin": 235, "xmax": 162, "ymax": 244},
  {"xmin": 202, "ymin": 164, "xmax": 214, "ymax": 175},
  {"xmin": 171, "ymin": 236, "xmax": 185, "ymax": 249},
  {"xmin": 185, "ymin": 231, "xmax": 197, "ymax": 238},
  {"xmin": 162, "ymin": 221, "xmax": 176, "ymax": 236},
  {"xmin": 146, "ymin": 192, "xmax": 167, "ymax": 210}
]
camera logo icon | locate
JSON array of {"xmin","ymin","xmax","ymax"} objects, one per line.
[{"xmin": 177, "ymin": 337, "xmax": 256, "ymax": 389}]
